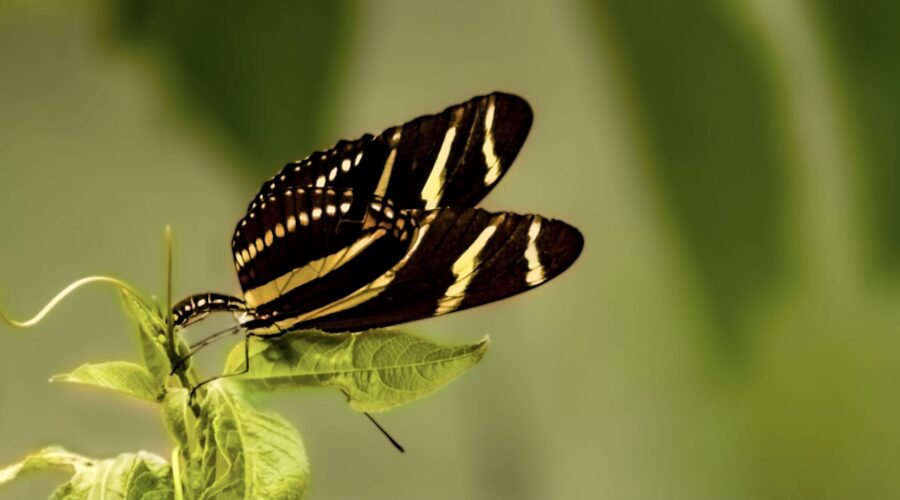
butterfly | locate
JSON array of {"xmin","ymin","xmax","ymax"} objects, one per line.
[{"xmin": 172, "ymin": 92, "xmax": 583, "ymax": 337}]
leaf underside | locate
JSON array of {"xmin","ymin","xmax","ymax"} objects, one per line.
[{"xmin": 224, "ymin": 329, "xmax": 489, "ymax": 412}]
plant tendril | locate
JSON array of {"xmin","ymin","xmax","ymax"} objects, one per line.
[{"xmin": 0, "ymin": 276, "xmax": 147, "ymax": 329}]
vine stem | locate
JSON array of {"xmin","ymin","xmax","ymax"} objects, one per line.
[
  {"xmin": 0, "ymin": 276, "xmax": 148, "ymax": 329},
  {"xmin": 164, "ymin": 227, "xmax": 195, "ymax": 393},
  {"xmin": 171, "ymin": 446, "xmax": 185, "ymax": 500},
  {"xmin": 166, "ymin": 226, "xmax": 174, "ymax": 352}
]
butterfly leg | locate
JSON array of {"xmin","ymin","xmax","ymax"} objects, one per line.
[
  {"xmin": 188, "ymin": 328, "xmax": 288, "ymax": 402},
  {"xmin": 170, "ymin": 324, "xmax": 242, "ymax": 375}
]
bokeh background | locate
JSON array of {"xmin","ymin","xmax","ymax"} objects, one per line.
[{"xmin": 3, "ymin": 1, "xmax": 900, "ymax": 498}]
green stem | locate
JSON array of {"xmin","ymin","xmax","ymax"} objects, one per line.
[
  {"xmin": 163, "ymin": 228, "xmax": 196, "ymax": 394},
  {"xmin": 171, "ymin": 446, "xmax": 185, "ymax": 500}
]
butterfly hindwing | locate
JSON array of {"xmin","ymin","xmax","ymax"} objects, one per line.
[
  {"xmin": 248, "ymin": 207, "xmax": 583, "ymax": 333},
  {"xmin": 247, "ymin": 92, "xmax": 532, "ymax": 213}
]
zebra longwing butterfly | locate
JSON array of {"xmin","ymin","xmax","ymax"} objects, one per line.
[{"xmin": 172, "ymin": 92, "xmax": 583, "ymax": 334}]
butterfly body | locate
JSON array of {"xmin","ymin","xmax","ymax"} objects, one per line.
[{"xmin": 173, "ymin": 92, "xmax": 582, "ymax": 334}]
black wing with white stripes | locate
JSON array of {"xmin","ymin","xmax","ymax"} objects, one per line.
[
  {"xmin": 172, "ymin": 92, "xmax": 582, "ymax": 335},
  {"xmin": 241, "ymin": 207, "xmax": 582, "ymax": 333},
  {"xmin": 245, "ymin": 92, "xmax": 532, "ymax": 213}
]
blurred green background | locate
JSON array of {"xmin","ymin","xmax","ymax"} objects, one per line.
[{"xmin": 3, "ymin": 1, "xmax": 900, "ymax": 498}]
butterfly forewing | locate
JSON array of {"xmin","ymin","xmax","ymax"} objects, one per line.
[
  {"xmin": 232, "ymin": 186, "xmax": 355, "ymax": 290},
  {"xmin": 234, "ymin": 188, "xmax": 419, "ymax": 329},
  {"xmin": 247, "ymin": 92, "xmax": 532, "ymax": 213}
]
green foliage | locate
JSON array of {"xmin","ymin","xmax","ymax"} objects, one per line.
[
  {"xmin": 1, "ymin": 290, "xmax": 487, "ymax": 498},
  {"xmin": 106, "ymin": 0, "xmax": 359, "ymax": 181},
  {"xmin": 49, "ymin": 452, "xmax": 174, "ymax": 500},
  {"xmin": 121, "ymin": 290, "xmax": 174, "ymax": 384},
  {"xmin": 51, "ymin": 361, "xmax": 161, "ymax": 402},
  {"xmin": 0, "ymin": 447, "xmax": 95, "ymax": 485},
  {"xmin": 225, "ymin": 331, "xmax": 489, "ymax": 412},
  {"xmin": 197, "ymin": 383, "xmax": 309, "ymax": 500}
]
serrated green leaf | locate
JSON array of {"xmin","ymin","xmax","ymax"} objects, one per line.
[
  {"xmin": 49, "ymin": 451, "xmax": 173, "ymax": 500},
  {"xmin": 121, "ymin": 291, "xmax": 171, "ymax": 383},
  {"xmin": 224, "ymin": 330, "xmax": 489, "ymax": 412},
  {"xmin": 0, "ymin": 447, "xmax": 94, "ymax": 487},
  {"xmin": 51, "ymin": 361, "xmax": 161, "ymax": 402},
  {"xmin": 197, "ymin": 382, "xmax": 309, "ymax": 500}
]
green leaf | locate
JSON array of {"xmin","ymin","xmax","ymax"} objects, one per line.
[
  {"xmin": 198, "ymin": 383, "xmax": 309, "ymax": 500},
  {"xmin": 121, "ymin": 290, "xmax": 171, "ymax": 383},
  {"xmin": 0, "ymin": 447, "xmax": 94, "ymax": 487},
  {"xmin": 224, "ymin": 330, "xmax": 489, "ymax": 412},
  {"xmin": 49, "ymin": 451, "xmax": 173, "ymax": 500},
  {"xmin": 51, "ymin": 361, "xmax": 161, "ymax": 402},
  {"xmin": 162, "ymin": 388, "xmax": 192, "ymax": 448},
  {"xmin": 161, "ymin": 388, "xmax": 199, "ymax": 499}
]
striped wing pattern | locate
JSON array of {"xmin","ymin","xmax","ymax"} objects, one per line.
[
  {"xmin": 231, "ymin": 187, "xmax": 417, "ymax": 328},
  {"xmin": 247, "ymin": 208, "xmax": 582, "ymax": 333},
  {"xmin": 173, "ymin": 92, "xmax": 583, "ymax": 334},
  {"xmin": 246, "ymin": 92, "xmax": 532, "ymax": 213}
]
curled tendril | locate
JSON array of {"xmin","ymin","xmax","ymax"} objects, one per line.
[{"xmin": 0, "ymin": 276, "xmax": 148, "ymax": 329}]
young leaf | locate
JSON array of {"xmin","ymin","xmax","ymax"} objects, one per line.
[
  {"xmin": 49, "ymin": 451, "xmax": 173, "ymax": 500},
  {"xmin": 0, "ymin": 447, "xmax": 94, "ymax": 487},
  {"xmin": 161, "ymin": 387, "xmax": 202, "ymax": 499},
  {"xmin": 198, "ymin": 382, "xmax": 309, "ymax": 500},
  {"xmin": 51, "ymin": 361, "xmax": 161, "ymax": 402},
  {"xmin": 223, "ymin": 330, "xmax": 489, "ymax": 412},
  {"xmin": 162, "ymin": 388, "xmax": 192, "ymax": 448},
  {"xmin": 121, "ymin": 290, "xmax": 171, "ymax": 383}
]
